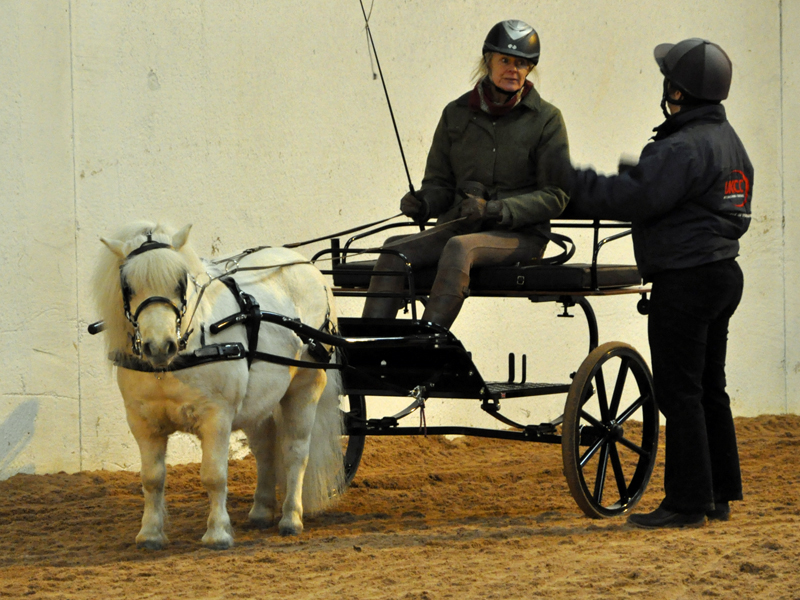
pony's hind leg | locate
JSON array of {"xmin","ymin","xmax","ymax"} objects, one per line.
[
  {"xmin": 133, "ymin": 433, "xmax": 169, "ymax": 550},
  {"xmin": 245, "ymin": 416, "xmax": 278, "ymax": 528},
  {"xmin": 198, "ymin": 417, "xmax": 235, "ymax": 549},
  {"xmin": 276, "ymin": 368, "xmax": 328, "ymax": 536}
]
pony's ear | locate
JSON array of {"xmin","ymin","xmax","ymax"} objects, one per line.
[
  {"xmin": 101, "ymin": 237, "xmax": 126, "ymax": 258},
  {"xmin": 172, "ymin": 224, "xmax": 192, "ymax": 250}
]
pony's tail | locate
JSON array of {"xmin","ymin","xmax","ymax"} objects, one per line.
[{"xmin": 300, "ymin": 350, "xmax": 346, "ymax": 514}]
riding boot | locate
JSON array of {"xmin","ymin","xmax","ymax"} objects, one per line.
[
  {"xmin": 421, "ymin": 268, "xmax": 471, "ymax": 329},
  {"xmin": 361, "ymin": 256, "xmax": 406, "ymax": 319}
]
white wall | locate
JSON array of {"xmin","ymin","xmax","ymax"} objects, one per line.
[
  {"xmin": 0, "ymin": 0, "xmax": 794, "ymax": 477},
  {"xmin": 0, "ymin": 2, "xmax": 79, "ymax": 478},
  {"xmin": 783, "ymin": 0, "xmax": 800, "ymax": 415}
]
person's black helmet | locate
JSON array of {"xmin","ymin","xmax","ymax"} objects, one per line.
[
  {"xmin": 654, "ymin": 38, "xmax": 732, "ymax": 101},
  {"xmin": 483, "ymin": 20, "xmax": 540, "ymax": 65}
]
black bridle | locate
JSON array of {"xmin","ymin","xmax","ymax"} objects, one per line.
[{"xmin": 120, "ymin": 232, "xmax": 190, "ymax": 356}]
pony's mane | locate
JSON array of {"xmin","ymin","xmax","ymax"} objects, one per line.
[{"xmin": 92, "ymin": 221, "xmax": 203, "ymax": 354}]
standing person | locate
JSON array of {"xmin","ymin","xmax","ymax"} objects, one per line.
[
  {"xmin": 361, "ymin": 19, "xmax": 571, "ymax": 329},
  {"xmin": 568, "ymin": 38, "xmax": 753, "ymax": 528}
]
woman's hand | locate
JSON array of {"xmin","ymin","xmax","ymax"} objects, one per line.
[
  {"xmin": 460, "ymin": 195, "xmax": 488, "ymax": 222},
  {"xmin": 400, "ymin": 192, "xmax": 430, "ymax": 224},
  {"xmin": 400, "ymin": 192, "xmax": 421, "ymax": 216}
]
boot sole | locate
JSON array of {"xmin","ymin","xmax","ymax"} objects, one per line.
[{"xmin": 627, "ymin": 517, "xmax": 707, "ymax": 530}]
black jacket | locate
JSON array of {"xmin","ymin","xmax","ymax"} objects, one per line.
[{"xmin": 570, "ymin": 105, "xmax": 753, "ymax": 279}]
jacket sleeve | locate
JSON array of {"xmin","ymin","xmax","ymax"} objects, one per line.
[
  {"xmin": 419, "ymin": 108, "xmax": 457, "ymax": 218},
  {"xmin": 501, "ymin": 109, "xmax": 571, "ymax": 228},
  {"xmin": 570, "ymin": 137, "xmax": 696, "ymax": 222}
]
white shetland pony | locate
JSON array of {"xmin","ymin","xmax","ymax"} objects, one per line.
[{"xmin": 92, "ymin": 221, "xmax": 344, "ymax": 549}]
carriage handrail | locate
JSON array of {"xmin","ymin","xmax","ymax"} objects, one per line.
[
  {"xmin": 321, "ymin": 216, "xmax": 637, "ymax": 293},
  {"xmin": 593, "ymin": 229, "xmax": 633, "ymax": 264},
  {"xmin": 311, "ymin": 245, "xmax": 425, "ymax": 319},
  {"xmin": 336, "ymin": 217, "xmax": 632, "ymax": 265}
]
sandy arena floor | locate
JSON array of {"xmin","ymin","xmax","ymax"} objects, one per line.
[{"xmin": 0, "ymin": 414, "xmax": 798, "ymax": 599}]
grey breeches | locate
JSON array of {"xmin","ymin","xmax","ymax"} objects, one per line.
[{"xmin": 361, "ymin": 227, "xmax": 546, "ymax": 327}]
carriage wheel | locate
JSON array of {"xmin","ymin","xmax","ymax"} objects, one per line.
[
  {"xmin": 342, "ymin": 394, "xmax": 366, "ymax": 486},
  {"xmin": 562, "ymin": 341, "xmax": 659, "ymax": 519}
]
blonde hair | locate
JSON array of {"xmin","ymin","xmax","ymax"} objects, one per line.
[{"xmin": 471, "ymin": 52, "xmax": 538, "ymax": 86}]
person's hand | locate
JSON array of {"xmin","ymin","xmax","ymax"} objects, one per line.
[
  {"xmin": 460, "ymin": 195, "xmax": 488, "ymax": 222},
  {"xmin": 400, "ymin": 192, "xmax": 430, "ymax": 224},
  {"xmin": 400, "ymin": 192, "xmax": 422, "ymax": 217}
]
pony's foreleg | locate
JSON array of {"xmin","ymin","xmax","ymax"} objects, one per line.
[
  {"xmin": 277, "ymin": 369, "xmax": 327, "ymax": 536},
  {"xmin": 198, "ymin": 418, "xmax": 235, "ymax": 549},
  {"xmin": 134, "ymin": 433, "xmax": 169, "ymax": 550},
  {"xmin": 245, "ymin": 416, "xmax": 278, "ymax": 527}
]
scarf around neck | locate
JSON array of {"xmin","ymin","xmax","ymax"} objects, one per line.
[{"xmin": 468, "ymin": 77, "xmax": 533, "ymax": 116}]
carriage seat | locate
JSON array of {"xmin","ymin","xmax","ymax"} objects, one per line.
[{"xmin": 330, "ymin": 260, "xmax": 641, "ymax": 294}]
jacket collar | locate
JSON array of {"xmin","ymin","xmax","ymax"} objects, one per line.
[
  {"xmin": 457, "ymin": 83, "xmax": 542, "ymax": 113},
  {"xmin": 652, "ymin": 104, "xmax": 727, "ymax": 141},
  {"xmin": 521, "ymin": 85, "xmax": 542, "ymax": 111}
]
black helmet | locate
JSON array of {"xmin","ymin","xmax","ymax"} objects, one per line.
[
  {"xmin": 483, "ymin": 20, "xmax": 540, "ymax": 65},
  {"xmin": 654, "ymin": 38, "xmax": 732, "ymax": 101}
]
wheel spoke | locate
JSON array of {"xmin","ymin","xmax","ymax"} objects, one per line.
[
  {"xmin": 592, "ymin": 443, "xmax": 610, "ymax": 503},
  {"xmin": 608, "ymin": 442, "xmax": 630, "ymax": 504},
  {"xmin": 616, "ymin": 392, "xmax": 652, "ymax": 425},
  {"xmin": 342, "ymin": 395, "xmax": 367, "ymax": 486},
  {"xmin": 579, "ymin": 435, "xmax": 605, "ymax": 467},
  {"xmin": 617, "ymin": 435, "xmax": 654, "ymax": 462},
  {"xmin": 578, "ymin": 409, "xmax": 605, "ymax": 430},
  {"xmin": 608, "ymin": 357, "xmax": 630, "ymax": 420},
  {"xmin": 594, "ymin": 367, "xmax": 611, "ymax": 422}
]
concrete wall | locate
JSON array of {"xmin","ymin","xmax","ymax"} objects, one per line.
[
  {"xmin": 0, "ymin": 0, "xmax": 795, "ymax": 477},
  {"xmin": 783, "ymin": 0, "xmax": 800, "ymax": 415},
  {"xmin": 0, "ymin": 2, "xmax": 79, "ymax": 478}
]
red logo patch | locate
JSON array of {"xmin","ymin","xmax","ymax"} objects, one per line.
[{"xmin": 723, "ymin": 170, "xmax": 750, "ymax": 208}]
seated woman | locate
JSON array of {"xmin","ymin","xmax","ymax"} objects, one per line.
[{"xmin": 361, "ymin": 19, "xmax": 571, "ymax": 329}]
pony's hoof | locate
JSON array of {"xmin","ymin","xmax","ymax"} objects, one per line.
[
  {"xmin": 136, "ymin": 532, "xmax": 169, "ymax": 550},
  {"xmin": 203, "ymin": 539, "xmax": 234, "ymax": 550},
  {"xmin": 248, "ymin": 517, "xmax": 274, "ymax": 530},
  {"xmin": 278, "ymin": 519, "xmax": 304, "ymax": 536},
  {"xmin": 248, "ymin": 504, "xmax": 276, "ymax": 525},
  {"xmin": 136, "ymin": 538, "xmax": 167, "ymax": 551},
  {"xmin": 201, "ymin": 531, "xmax": 234, "ymax": 550}
]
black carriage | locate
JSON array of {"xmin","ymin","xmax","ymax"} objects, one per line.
[{"xmin": 311, "ymin": 210, "xmax": 659, "ymax": 519}]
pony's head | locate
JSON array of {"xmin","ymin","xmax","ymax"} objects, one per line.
[{"xmin": 93, "ymin": 221, "xmax": 200, "ymax": 369}]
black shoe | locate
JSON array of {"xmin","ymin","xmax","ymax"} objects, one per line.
[
  {"xmin": 627, "ymin": 506, "xmax": 706, "ymax": 529},
  {"xmin": 706, "ymin": 501, "xmax": 731, "ymax": 521}
]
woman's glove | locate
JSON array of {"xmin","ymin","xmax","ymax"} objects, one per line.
[
  {"xmin": 400, "ymin": 191, "xmax": 429, "ymax": 223},
  {"xmin": 460, "ymin": 197, "xmax": 504, "ymax": 224},
  {"xmin": 460, "ymin": 195, "xmax": 488, "ymax": 222}
]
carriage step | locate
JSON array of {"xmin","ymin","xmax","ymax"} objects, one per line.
[{"xmin": 485, "ymin": 381, "xmax": 571, "ymax": 399}]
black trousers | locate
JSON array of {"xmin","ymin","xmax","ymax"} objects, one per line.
[{"xmin": 648, "ymin": 258, "xmax": 744, "ymax": 513}]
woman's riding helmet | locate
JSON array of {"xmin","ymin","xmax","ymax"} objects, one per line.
[
  {"xmin": 654, "ymin": 38, "xmax": 732, "ymax": 101},
  {"xmin": 483, "ymin": 20, "xmax": 540, "ymax": 66}
]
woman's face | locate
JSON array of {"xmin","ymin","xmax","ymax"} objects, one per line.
[{"xmin": 488, "ymin": 53, "xmax": 532, "ymax": 93}]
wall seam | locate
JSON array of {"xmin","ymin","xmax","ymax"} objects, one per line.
[
  {"xmin": 68, "ymin": 0, "xmax": 83, "ymax": 469},
  {"xmin": 780, "ymin": 0, "xmax": 788, "ymax": 414}
]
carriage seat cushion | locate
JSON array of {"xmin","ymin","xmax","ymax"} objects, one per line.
[{"xmin": 331, "ymin": 260, "xmax": 642, "ymax": 292}]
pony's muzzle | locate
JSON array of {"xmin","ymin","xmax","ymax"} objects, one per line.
[{"xmin": 141, "ymin": 339, "xmax": 179, "ymax": 367}]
